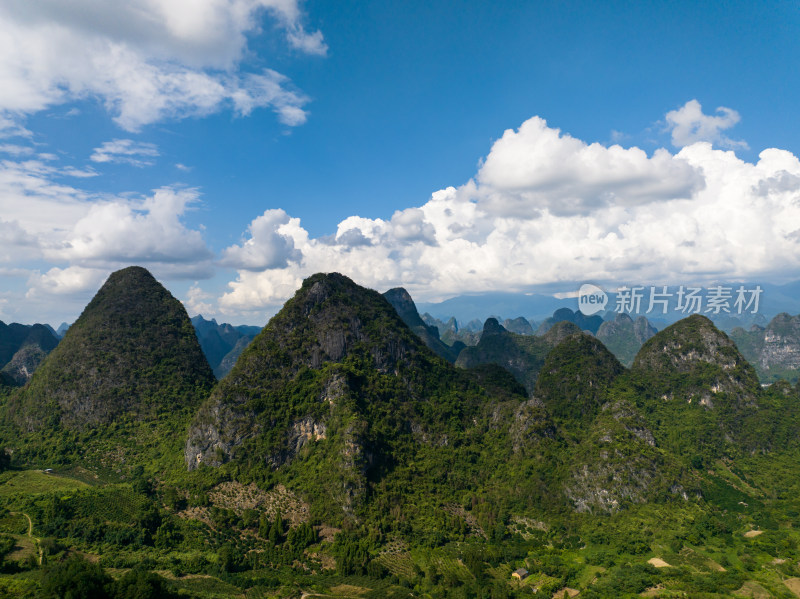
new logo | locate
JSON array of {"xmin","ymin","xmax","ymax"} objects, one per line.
[{"xmin": 578, "ymin": 284, "xmax": 608, "ymax": 316}]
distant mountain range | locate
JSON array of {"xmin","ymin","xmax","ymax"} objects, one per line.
[
  {"xmin": 190, "ymin": 315, "xmax": 261, "ymax": 378},
  {"xmin": 418, "ymin": 281, "xmax": 800, "ymax": 330}
]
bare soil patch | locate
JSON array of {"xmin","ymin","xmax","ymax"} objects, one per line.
[
  {"xmin": 734, "ymin": 580, "xmax": 773, "ymax": 598},
  {"xmin": 785, "ymin": 578, "xmax": 800, "ymax": 598},
  {"xmin": 647, "ymin": 557, "xmax": 671, "ymax": 568},
  {"xmin": 744, "ymin": 529, "xmax": 764, "ymax": 538}
]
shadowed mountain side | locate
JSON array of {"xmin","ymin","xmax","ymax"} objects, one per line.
[
  {"xmin": 0, "ymin": 323, "xmax": 60, "ymax": 386},
  {"xmin": 383, "ymin": 287, "xmax": 459, "ymax": 362},
  {"xmin": 6, "ymin": 266, "xmax": 215, "ymax": 432},
  {"xmin": 596, "ymin": 312, "xmax": 658, "ymax": 367},
  {"xmin": 456, "ymin": 318, "xmax": 581, "ymax": 394}
]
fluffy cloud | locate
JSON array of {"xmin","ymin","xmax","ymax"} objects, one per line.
[
  {"xmin": 0, "ymin": 0, "xmax": 323, "ymax": 131},
  {"xmin": 476, "ymin": 116, "xmax": 704, "ymax": 216},
  {"xmin": 0, "ymin": 151, "xmax": 215, "ymax": 299},
  {"xmin": 26, "ymin": 266, "xmax": 109, "ymax": 298},
  {"xmin": 0, "ymin": 219, "xmax": 38, "ymax": 262},
  {"xmin": 219, "ymin": 208, "xmax": 300, "ymax": 270},
  {"xmin": 90, "ymin": 139, "xmax": 159, "ymax": 167},
  {"xmin": 666, "ymin": 100, "xmax": 748, "ymax": 150},
  {"xmin": 215, "ymin": 112, "xmax": 800, "ymax": 316},
  {"xmin": 51, "ymin": 187, "xmax": 213, "ymax": 267},
  {"xmin": 184, "ymin": 282, "xmax": 214, "ymax": 316}
]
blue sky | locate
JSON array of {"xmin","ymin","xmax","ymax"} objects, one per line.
[{"xmin": 1, "ymin": 0, "xmax": 800, "ymax": 325}]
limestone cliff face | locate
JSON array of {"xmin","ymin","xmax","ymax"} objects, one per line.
[
  {"xmin": 565, "ymin": 401, "xmax": 674, "ymax": 514},
  {"xmin": 630, "ymin": 315, "xmax": 768, "ymax": 460},
  {"xmin": 1, "ymin": 344, "xmax": 50, "ymax": 386},
  {"xmin": 185, "ymin": 273, "xmax": 530, "ymax": 520},
  {"xmin": 730, "ymin": 313, "xmax": 800, "ymax": 382}
]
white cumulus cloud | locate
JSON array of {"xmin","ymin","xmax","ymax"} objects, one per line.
[
  {"xmin": 0, "ymin": 151, "xmax": 216, "ymax": 299},
  {"xmin": 0, "ymin": 0, "xmax": 323, "ymax": 131},
  {"xmin": 214, "ymin": 111, "xmax": 800, "ymax": 317},
  {"xmin": 665, "ymin": 99, "xmax": 748, "ymax": 150},
  {"xmin": 475, "ymin": 116, "xmax": 704, "ymax": 216},
  {"xmin": 219, "ymin": 208, "xmax": 300, "ymax": 270},
  {"xmin": 49, "ymin": 187, "xmax": 213, "ymax": 268},
  {"xmin": 26, "ymin": 266, "xmax": 109, "ymax": 298}
]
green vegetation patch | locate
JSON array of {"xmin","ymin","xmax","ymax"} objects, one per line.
[{"xmin": 0, "ymin": 470, "xmax": 89, "ymax": 498}]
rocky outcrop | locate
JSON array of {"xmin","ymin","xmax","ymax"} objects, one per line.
[
  {"xmin": 565, "ymin": 401, "xmax": 672, "ymax": 513},
  {"xmin": 266, "ymin": 417, "xmax": 328, "ymax": 469},
  {"xmin": 508, "ymin": 398, "xmax": 555, "ymax": 454},
  {"xmin": 730, "ymin": 313, "xmax": 800, "ymax": 383},
  {"xmin": 1, "ymin": 344, "xmax": 50, "ymax": 386}
]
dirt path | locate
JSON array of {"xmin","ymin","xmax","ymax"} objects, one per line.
[{"xmin": 10, "ymin": 511, "xmax": 42, "ymax": 565}]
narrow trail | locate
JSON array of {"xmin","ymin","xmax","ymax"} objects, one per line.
[{"xmin": 10, "ymin": 511, "xmax": 42, "ymax": 565}]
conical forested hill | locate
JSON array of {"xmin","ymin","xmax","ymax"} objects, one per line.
[
  {"xmin": 185, "ymin": 273, "xmax": 537, "ymax": 521},
  {"xmin": 632, "ymin": 314, "xmax": 760, "ymax": 405},
  {"xmin": 628, "ymin": 314, "xmax": 764, "ymax": 460},
  {"xmin": 8, "ymin": 266, "xmax": 215, "ymax": 432},
  {"xmin": 534, "ymin": 332, "xmax": 624, "ymax": 430}
]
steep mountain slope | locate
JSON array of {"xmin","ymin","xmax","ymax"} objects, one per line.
[
  {"xmin": 456, "ymin": 318, "xmax": 581, "ymax": 394},
  {"xmin": 534, "ymin": 332, "xmax": 624, "ymax": 430},
  {"xmin": 632, "ymin": 315, "xmax": 760, "ymax": 406},
  {"xmin": 629, "ymin": 314, "xmax": 762, "ymax": 459},
  {"xmin": 186, "ymin": 273, "xmax": 526, "ymax": 521},
  {"xmin": 565, "ymin": 399, "xmax": 678, "ymax": 513},
  {"xmin": 7, "ymin": 266, "xmax": 215, "ymax": 432},
  {"xmin": 730, "ymin": 313, "xmax": 800, "ymax": 383},
  {"xmin": 382, "ymin": 287, "xmax": 459, "ymax": 362},
  {"xmin": 596, "ymin": 312, "xmax": 658, "ymax": 366},
  {"xmin": 0, "ymin": 323, "xmax": 59, "ymax": 386}
]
